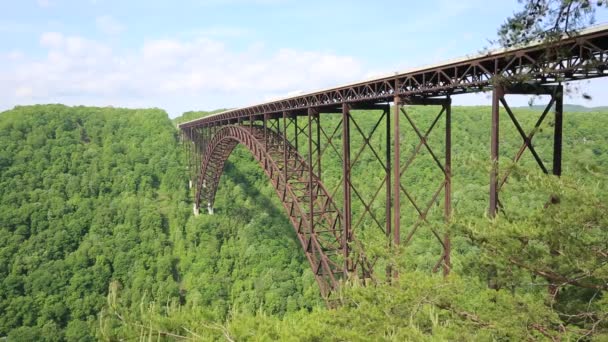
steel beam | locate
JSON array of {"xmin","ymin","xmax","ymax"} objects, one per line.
[
  {"xmin": 385, "ymin": 104, "xmax": 392, "ymax": 281},
  {"xmin": 385, "ymin": 105, "xmax": 392, "ymax": 243},
  {"xmin": 283, "ymin": 112, "xmax": 288, "ymax": 182},
  {"xmin": 180, "ymin": 25, "xmax": 608, "ymax": 129},
  {"xmin": 489, "ymin": 85, "xmax": 502, "ymax": 218},
  {"xmin": 553, "ymin": 85, "xmax": 563, "ymax": 177},
  {"xmin": 393, "ymin": 96, "xmax": 401, "ymax": 246},
  {"xmin": 443, "ymin": 97, "xmax": 452, "ymax": 275},
  {"xmin": 294, "ymin": 115, "xmax": 299, "ymax": 153},
  {"xmin": 316, "ymin": 112, "xmax": 321, "ymax": 179},
  {"xmin": 341, "ymin": 104, "xmax": 351, "ymax": 273},
  {"xmin": 308, "ymin": 108, "xmax": 315, "ymax": 242}
]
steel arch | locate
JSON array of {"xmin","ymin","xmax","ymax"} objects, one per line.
[{"xmin": 194, "ymin": 125, "xmax": 351, "ymax": 298}]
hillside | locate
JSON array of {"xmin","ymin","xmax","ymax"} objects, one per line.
[
  {"xmin": 173, "ymin": 109, "xmax": 230, "ymax": 126},
  {"xmin": 0, "ymin": 105, "xmax": 317, "ymax": 340},
  {"xmin": 515, "ymin": 103, "xmax": 608, "ymax": 112},
  {"xmin": 0, "ymin": 104, "xmax": 606, "ymax": 340}
]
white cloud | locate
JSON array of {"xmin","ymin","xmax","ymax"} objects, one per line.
[
  {"xmin": 0, "ymin": 32, "xmax": 363, "ymax": 116},
  {"xmin": 15, "ymin": 86, "xmax": 33, "ymax": 97},
  {"xmin": 185, "ymin": 26, "xmax": 252, "ymax": 38},
  {"xmin": 1, "ymin": 50, "xmax": 24, "ymax": 61},
  {"xmin": 37, "ymin": 0, "xmax": 52, "ymax": 8},
  {"xmin": 196, "ymin": 0, "xmax": 288, "ymax": 5},
  {"xmin": 96, "ymin": 16, "xmax": 125, "ymax": 35},
  {"xmin": 0, "ymin": 21, "xmax": 32, "ymax": 34},
  {"xmin": 40, "ymin": 32, "xmax": 64, "ymax": 48}
]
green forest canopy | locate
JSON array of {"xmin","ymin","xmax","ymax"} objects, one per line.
[{"xmin": 0, "ymin": 104, "xmax": 606, "ymax": 340}]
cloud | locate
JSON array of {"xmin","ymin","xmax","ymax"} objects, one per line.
[
  {"xmin": 196, "ymin": 0, "xmax": 288, "ymax": 5},
  {"xmin": 0, "ymin": 31, "xmax": 363, "ymax": 116},
  {"xmin": 40, "ymin": 32, "xmax": 64, "ymax": 47},
  {"xmin": 96, "ymin": 16, "xmax": 125, "ymax": 35},
  {"xmin": 184, "ymin": 26, "xmax": 252, "ymax": 38},
  {"xmin": 1, "ymin": 50, "xmax": 24, "ymax": 61},
  {"xmin": 37, "ymin": 0, "xmax": 52, "ymax": 8},
  {"xmin": 0, "ymin": 21, "xmax": 33, "ymax": 33},
  {"xmin": 15, "ymin": 86, "xmax": 33, "ymax": 97}
]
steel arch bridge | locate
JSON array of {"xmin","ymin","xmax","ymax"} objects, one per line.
[{"xmin": 179, "ymin": 25, "xmax": 608, "ymax": 301}]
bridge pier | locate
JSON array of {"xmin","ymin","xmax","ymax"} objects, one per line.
[
  {"xmin": 392, "ymin": 95, "xmax": 453, "ymax": 276},
  {"xmin": 488, "ymin": 84, "xmax": 564, "ymax": 217},
  {"xmin": 490, "ymin": 86, "xmax": 502, "ymax": 218}
]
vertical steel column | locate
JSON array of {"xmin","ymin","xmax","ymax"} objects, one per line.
[
  {"xmin": 443, "ymin": 97, "xmax": 452, "ymax": 275},
  {"xmin": 263, "ymin": 114, "xmax": 268, "ymax": 151},
  {"xmin": 393, "ymin": 96, "xmax": 401, "ymax": 246},
  {"xmin": 385, "ymin": 105, "xmax": 393, "ymax": 280},
  {"xmin": 341, "ymin": 104, "xmax": 351, "ymax": 273},
  {"xmin": 553, "ymin": 85, "xmax": 563, "ymax": 177},
  {"xmin": 196, "ymin": 128, "xmax": 202, "ymax": 179},
  {"xmin": 195, "ymin": 128, "xmax": 200, "ymax": 186},
  {"xmin": 184, "ymin": 130, "xmax": 190, "ymax": 179},
  {"xmin": 307, "ymin": 109, "xmax": 315, "ymax": 238},
  {"xmin": 385, "ymin": 105, "xmax": 392, "ymax": 241},
  {"xmin": 194, "ymin": 127, "xmax": 202, "ymax": 212},
  {"xmin": 283, "ymin": 112, "xmax": 288, "ymax": 181},
  {"xmin": 316, "ymin": 112, "xmax": 322, "ymax": 178},
  {"xmin": 294, "ymin": 115, "xmax": 299, "ymax": 153},
  {"xmin": 490, "ymin": 85, "xmax": 502, "ymax": 218}
]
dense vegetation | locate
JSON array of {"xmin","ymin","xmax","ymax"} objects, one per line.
[
  {"xmin": 0, "ymin": 105, "xmax": 319, "ymax": 340},
  {"xmin": 0, "ymin": 104, "xmax": 606, "ymax": 340}
]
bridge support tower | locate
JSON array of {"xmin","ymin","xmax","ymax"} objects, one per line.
[{"xmin": 489, "ymin": 84, "xmax": 564, "ymax": 217}]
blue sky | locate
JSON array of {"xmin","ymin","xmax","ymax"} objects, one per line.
[{"xmin": 2, "ymin": 0, "xmax": 608, "ymax": 117}]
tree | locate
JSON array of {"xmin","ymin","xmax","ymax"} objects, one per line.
[{"xmin": 498, "ymin": 0, "xmax": 607, "ymax": 47}]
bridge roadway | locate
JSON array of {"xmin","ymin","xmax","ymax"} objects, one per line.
[
  {"xmin": 180, "ymin": 24, "xmax": 608, "ymax": 128},
  {"xmin": 179, "ymin": 24, "xmax": 608, "ymax": 301}
]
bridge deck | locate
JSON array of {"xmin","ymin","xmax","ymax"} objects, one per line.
[{"xmin": 179, "ymin": 24, "xmax": 608, "ymax": 129}]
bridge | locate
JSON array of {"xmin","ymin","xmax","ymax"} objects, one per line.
[{"xmin": 179, "ymin": 25, "xmax": 608, "ymax": 300}]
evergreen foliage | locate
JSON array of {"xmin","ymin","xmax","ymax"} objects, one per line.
[{"xmin": 497, "ymin": 0, "xmax": 607, "ymax": 48}]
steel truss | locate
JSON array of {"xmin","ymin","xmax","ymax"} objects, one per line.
[
  {"xmin": 393, "ymin": 97, "xmax": 452, "ymax": 275},
  {"xmin": 180, "ymin": 25, "xmax": 608, "ymax": 129},
  {"xmin": 192, "ymin": 124, "xmax": 350, "ymax": 298},
  {"xmin": 182, "ymin": 86, "xmax": 564, "ymax": 300},
  {"xmin": 489, "ymin": 84, "xmax": 564, "ymax": 217},
  {"xmin": 178, "ymin": 26, "xmax": 600, "ymax": 302}
]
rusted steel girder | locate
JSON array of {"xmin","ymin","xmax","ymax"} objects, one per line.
[
  {"xmin": 341, "ymin": 104, "xmax": 352, "ymax": 274},
  {"xmin": 177, "ymin": 23, "xmax": 591, "ymax": 300},
  {"xmin": 183, "ymin": 84, "xmax": 564, "ymax": 299},
  {"xmin": 180, "ymin": 25, "xmax": 608, "ymax": 129},
  {"xmin": 193, "ymin": 124, "xmax": 366, "ymax": 299}
]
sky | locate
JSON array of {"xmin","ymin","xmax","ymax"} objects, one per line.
[{"xmin": 1, "ymin": 0, "xmax": 608, "ymax": 117}]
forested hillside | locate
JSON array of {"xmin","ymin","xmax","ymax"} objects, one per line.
[
  {"xmin": 0, "ymin": 105, "xmax": 318, "ymax": 340},
  {"xmin": 0, "ymin": 104, "xmax": 606, "ymax": 340}
]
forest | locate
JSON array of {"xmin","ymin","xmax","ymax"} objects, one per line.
[{"xmin": 0, "ymin": 103, "xmax": 606, "ymax": 341}]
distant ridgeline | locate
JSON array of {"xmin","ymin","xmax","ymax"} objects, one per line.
[
  {"xmin": 172, "ymin": 109, "xmax": 229, "ymax": 126},
  {"xmin": 0, "ymin": 104, "xmax": 606, "ymax": 340},
  {"xmin": 515, "ymin": 104, "xmax": 608, "ymax": 112}
]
